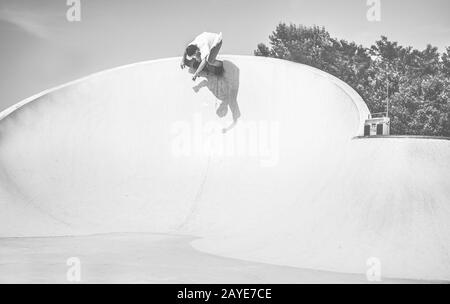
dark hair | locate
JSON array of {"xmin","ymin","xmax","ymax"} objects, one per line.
[{"xmin": 186, "ymin": 44, "xmax": 199, "ymax": 57}]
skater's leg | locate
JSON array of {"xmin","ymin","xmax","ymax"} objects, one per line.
[{"xmin": 207, "ymin": 40, "xmax": 222, "ymax": 64}]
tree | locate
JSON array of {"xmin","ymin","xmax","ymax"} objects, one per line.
[
  {"xmin": 442, "ymin": 47, "xmax": 450, "ymax": 77},
  {"xmin": 255, "ymin": 23, "xmax": 450, "ymax": 137}
]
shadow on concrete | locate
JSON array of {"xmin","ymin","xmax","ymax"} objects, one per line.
[{"xmin": 191, "ymin": 60, "xmax": 241, "ymax": 133}]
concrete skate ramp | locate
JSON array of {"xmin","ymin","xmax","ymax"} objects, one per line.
[{"xmin": 0, "ymin": 56, "xmax": 449, "ymax": 281}]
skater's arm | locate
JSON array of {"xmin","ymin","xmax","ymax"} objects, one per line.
[
  {"xmin": 180, "ymin": 50, "xmax": 187, "ymax": 69},
  {"xmin": 193, "ymin": 58, "xmax": 207, "ymax": 80}
]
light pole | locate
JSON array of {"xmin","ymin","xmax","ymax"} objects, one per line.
[{"xmin": 386, "ymin": 76, "xmax": 389, "ymax": 118}]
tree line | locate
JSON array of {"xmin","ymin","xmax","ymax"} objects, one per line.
[{"xmin": 255, "ymin": 23, "xmax": 450, "ymax": 137}]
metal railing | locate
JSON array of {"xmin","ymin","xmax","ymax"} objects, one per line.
[{"xmin": 369, "ymin": 112, "xmax": 388, "ymax": 119}]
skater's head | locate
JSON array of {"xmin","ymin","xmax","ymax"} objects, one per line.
[{"xmin": 186, "ymin": 44, "xmax": 200, "ymax": 60}]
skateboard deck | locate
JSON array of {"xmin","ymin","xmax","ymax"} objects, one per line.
[{"xmin": 184, "ymin": 58, "xmax": 224, "ymax": 76}]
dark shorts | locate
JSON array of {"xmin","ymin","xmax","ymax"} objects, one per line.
[{"xmin": 207, "ymin": 40, "xmax": 222, "ymax": 64}]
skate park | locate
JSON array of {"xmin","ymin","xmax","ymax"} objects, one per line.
[{"xmin": 0, "ymin": 55, "xmax": 449, "ymax": 283}]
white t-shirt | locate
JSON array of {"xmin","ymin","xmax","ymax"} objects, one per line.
[{"xmin": 187, "ymin": 32, "xmax": 222, "ymax": 61}]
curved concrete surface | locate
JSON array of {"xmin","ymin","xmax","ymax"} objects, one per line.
[{"xmin": 0, "ymin": 56, "xmax": 449, "ymax": 281}]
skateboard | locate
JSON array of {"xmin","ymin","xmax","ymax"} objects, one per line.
[{"xmin": 184, "ymin": 58, "xmax": 224, "ymax": 76}]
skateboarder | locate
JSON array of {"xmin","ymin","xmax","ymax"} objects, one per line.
[{"xmin": 180, "ymin": 32, "xmax": 223, "ymax": 80}]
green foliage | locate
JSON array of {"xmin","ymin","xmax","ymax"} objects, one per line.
[{"xmin": 255, "ymin": 23, "xmax": 450, "ymax": 137}]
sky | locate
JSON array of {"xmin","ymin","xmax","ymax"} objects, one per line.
[{"xmin": 0, "ymin": 0, "xmax": 449, "ymax": 111}]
